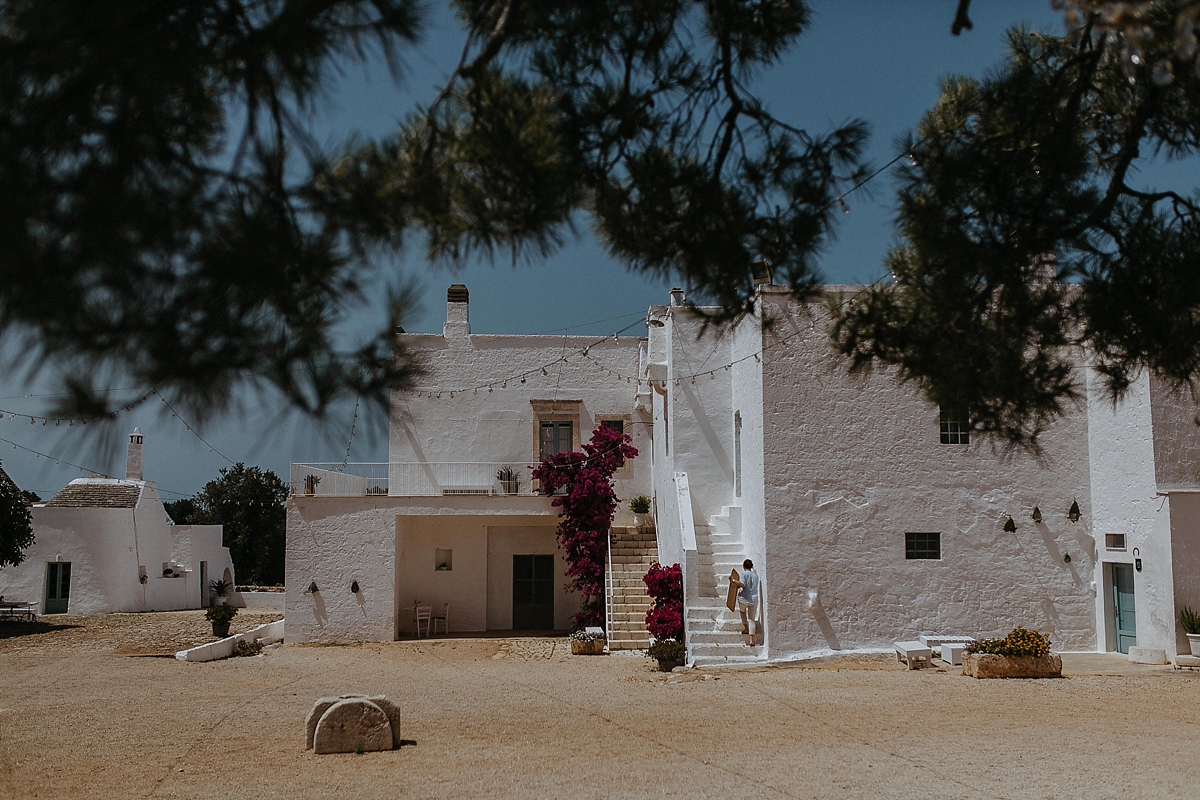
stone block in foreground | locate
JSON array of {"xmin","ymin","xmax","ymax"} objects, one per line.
[
  {"xmin": 962, "ymin": 653, "xmax": 1063, "ymax": 679},
  {"xmin": 306, "ymin": 695, "xmax": 401, "ymax": 754}
]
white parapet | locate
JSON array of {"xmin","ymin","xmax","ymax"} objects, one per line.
[{"xmin": 176, "ymin": 619, "xmax": 284, "ymax": 662}]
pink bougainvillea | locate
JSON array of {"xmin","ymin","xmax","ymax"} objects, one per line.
[
  {"xmin": 643, "ymin": 561, "xmax": 683, "ymax": 641},
  {"xmin": 531, "ymin": 424, "xmax": 638, "ymax": 629}
]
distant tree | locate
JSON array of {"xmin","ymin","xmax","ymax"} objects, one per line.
[
  {"xmin": 173, "ymin": 464, "xmax": 287, "ymax": 586},
  {"xmin": 833, "ymin": 6, "xmax": 1200, "ymax": 448},
  {"xmin": 19, "ymin": 490, "xmax": 40, "ymax": 505},
  {"xmin": 0, "ymin": 464, "xmax": 34, "ymax": 568}
]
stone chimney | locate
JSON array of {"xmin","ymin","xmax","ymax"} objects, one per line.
[
  {"xmin": 669, "ymin": 287, "xmax": 685, "ymax": 306},
  {"xmin": 126, "ymin": 427, "xmax": 144, "ymax": 481},
  {"xmin": 444, "ymin": 284, "xmax": 470, "ymax": 339}
]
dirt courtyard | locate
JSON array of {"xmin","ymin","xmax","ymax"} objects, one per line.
[{"xmin": 1, "ymin": 612, "xmax": 1197, "ymax": 799}]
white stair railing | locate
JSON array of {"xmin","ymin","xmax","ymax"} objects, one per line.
[
  {"xmin": 605, "ymin": 528, "xmax": 614, "ymax": 650},
  {"xmin": 674, "ymin": 472, "xmax": 698, "ymax": 665}
]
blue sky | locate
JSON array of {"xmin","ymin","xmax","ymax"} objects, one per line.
[{"xmin": 0, "ymin": 2, "xmax": 1138, "ymax": 499}]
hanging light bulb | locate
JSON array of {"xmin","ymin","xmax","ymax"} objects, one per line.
[{"xmin": 838, "ymin": 197, "xmax": 850, "ymax": 214}]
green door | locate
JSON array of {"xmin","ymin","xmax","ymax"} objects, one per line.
[
  {"xmin": 513, "ymin": 554, "xmax": 555, "ymax": 630},
  {"xmin": 45, "ymin": 562, "xmax": 71, "ymax": 614},
  {"xmin": 1112, "ymin": 563, "xmax": 1137, "ymax": 654}
]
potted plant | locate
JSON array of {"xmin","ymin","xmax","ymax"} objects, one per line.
[
  {"xmin": 496, "ymin": 466, "xmax": 522, "ymax": 495},
  {"xmin": 568, "ymin": 629, "xmax": 607, "ymax": 655},
  {"xmin": 629, "ymin": 495, "xmax": 652, "ymax": 528},
  {"xmin": 210, "ymin": 578, "xmax": 232, "ymax": 605},
  {"xmin": 205, "ymin": 603, "xmax": 238, "ymax": 637},
  {"xmin": 1180, "ymin": 606, "xmax": 1200, "ymax": 655},
  {"xmin": 648, "ymin": 639, "xmax": 686, "ymax": 672}
]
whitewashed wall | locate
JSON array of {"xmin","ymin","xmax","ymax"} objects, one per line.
[
  {"xmin": 757, "ymin": 289, "xmax": 1096, "ymax": 658},
  {"xmin": 1085, "ymin": 368, "xmax": 1175, "ymax": 653},
  {"xmin": 285, "ymin": 495, "xmax": 564, "ymax": 642},
  {"xmin": 0, "ymin": 482, "xmax": 232, "ymax": 614}
]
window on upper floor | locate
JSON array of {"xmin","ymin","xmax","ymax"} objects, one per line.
[
  {"xmin": 539, "ymin": 421, "xmax": 573, "ymax": 459},
  {"xmin": 939, "ymin": 404, "xmax": 970, "ymax": 445},
  {"xmin": 905, "ymin": 532, "xmax": 941, "ymax": 560}
]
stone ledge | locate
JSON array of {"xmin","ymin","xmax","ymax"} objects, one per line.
[{"xmin": 962, "ymin": 653, "xmax": 1063, "ymax": 679}]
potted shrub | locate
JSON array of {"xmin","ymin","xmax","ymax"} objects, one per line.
[
  {"xmin": 1180, "ymin": 606, "xmax": 1200, "ymax": 655},
  {"xmin": 205, "ymin": 603, "xmax": 238, "ymax": 637},
  {"xmin": 962, "ymin": 627, "xmax": 1062, "ymax": 678},
  {"xmin": 496, "ymin": 466, "xmax": 522, "ymax": 495},
  {"xmin": 629, "ymin": 495, "xmax": 652, "ymax": 528},
  {"xmin": 568, "ymin": 629, "xmax": 607, "ymax": 655},
  {"xmin": 648, "ymin": 639, "xmax": 687, "ymax": 671},
  {"xmin": 210, "ymin": 578, "xmax": 232, "ymax": 605}
]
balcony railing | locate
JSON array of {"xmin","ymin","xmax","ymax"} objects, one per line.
[{"xmin": 289, "ymin": 462, "xmax": 538, "ymax": 498}]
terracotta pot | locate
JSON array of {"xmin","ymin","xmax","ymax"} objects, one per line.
[{"xmin": 211, "ymin": 621, "xmax": 231, "ymax": 638}]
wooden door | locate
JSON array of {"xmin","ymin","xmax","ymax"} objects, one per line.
[
  {"xmin": 512, "ymin": 554, "xmax": 555, "ymax": 630},
  {"xmin": 1112, "ymin": 563, "xmax": 1137, "ymax": 654},
  {"xmin": 44, "ymin": 562, "xmax": 71, "ymax": 614}
]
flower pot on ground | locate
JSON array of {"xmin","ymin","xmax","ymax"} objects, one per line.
[
  {"xmin": 205, "ymin": 603, "xmax": 238, "ymax": 638},
  {"xmin": 209, "ymin": 578, "xmax": 232, "ymax": 606},
  {"xmin": 568, "ymin": 630, "xmax": 606, "ymax": 655},
  {"xmin": 962, "ymin": 627, "xmax": 1062, "ymax": 678},
  {"xmin": 648, "ymin": 639, "xmax": 686, "ymax": 671},
  {"xmin": 1180, "ymin": 607, "xmax": 1200, "ymax": 655}
]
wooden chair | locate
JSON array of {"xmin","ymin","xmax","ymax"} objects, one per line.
[
  {"xmin": 430, "ymin": 603, "xmax": 449, "ymax": 635},
  {"xmin": 412, "ymin": 604, "xmax": 431, "ymax": 638}
]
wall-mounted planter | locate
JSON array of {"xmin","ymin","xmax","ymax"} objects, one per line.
[{"xmin": 962, "ymin": 653, "xmax": 1062, "ymax": 679}]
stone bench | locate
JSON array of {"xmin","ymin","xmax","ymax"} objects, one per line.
[{"xmin": 894, "ymin": 640, "xmax": 932, "ymax": 670}]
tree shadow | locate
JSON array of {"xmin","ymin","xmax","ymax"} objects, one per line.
[{"xmin": 0, "ymin": 620, "xmax": 82, "ymax": 640}]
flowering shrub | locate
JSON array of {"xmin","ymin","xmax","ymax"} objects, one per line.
[
  {"xmin": 532, "ymin": 424, "xmax": 638, "ymax": 629},
  {"xmin": 648, "ymin": 639, "xmax": 686, "ymax": 663},
  {"xmin": 966, "ymin": 626, "xmax": 1051, "ymax": 658},
  {"xmin": 643, "ymin": 561, "xmax": 684, "ymax": 641},
  {"xmin": 568, "ymin": 629, "xmax": 605, "ymax": 642}
]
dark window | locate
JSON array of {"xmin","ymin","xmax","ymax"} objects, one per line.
[
  {"xmin": 539, "ymin": 421, "xmax": 573, "ymax": 459},
  {"xmin": 601, "ymin": 419, "xmax": 624, "ymax": 435},
  {"xmin": 939, "ymin": 405, "xmax": 969, "ymax": 444},
  {"xmin": 905, "ymin": 532, "xmax": 941, "ymax": 560}
]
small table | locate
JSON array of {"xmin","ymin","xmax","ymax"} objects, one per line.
[
  {"xmin": 940, "ymin": 643, "xmax": 967, "ymax": 665},
  {"xmin": 894, "ymin": 640, "xmax": 932, "ymax": 669},
  {"xmin": 0, "ymin": 602, "xmax": 36, "ymax": 622}
]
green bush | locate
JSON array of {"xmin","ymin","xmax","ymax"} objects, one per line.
[
  {"xmin": 1181, "ymin": 606, "xmax": 1200, "ymax": 635},
  {"xmin": 966, "ymin": 626, "xmax": 1050, "ymax": 658},
  {"xmin": 205, "ymin": 604, "xmax": 238, "ymax": 624},
  {"xmin": 648, "ymin": 639, "xmax": 686, "ymax": 663},
  {"xmin": 231, "ymin": 639, "xmax": 262, "ymax": 658},
  {"xmin": 629, "ymin": 495, "xmax": 651, "ymax": 515}
]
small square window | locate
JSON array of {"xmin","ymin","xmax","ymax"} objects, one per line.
[
  {"xmin": 940, "ymin": 405, "xmax": 970, "ymax": 445},
  {"xmin": 905, "ymin": 532, "xmax": 941, "ymax": 560},
  {"xmin": 1105, "ymin": 533, "xmax": 1126, "ymax": 550}
]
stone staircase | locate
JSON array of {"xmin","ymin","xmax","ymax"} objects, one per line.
[
  {"xmin": 687, "ymin": 506, "xmax": 763, "ymax": 666},
  {"xmin": 606, "ymin": 526, "xmax": 658, "ymax": 651}
]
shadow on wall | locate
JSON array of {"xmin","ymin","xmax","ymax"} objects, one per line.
[
  {"xmin": 312, "ymin": 591, "xmax": 328, "ymax": 627},
  {"xmin": 807, "ymin": 590, "xmax": 842, "ymax": 650}
]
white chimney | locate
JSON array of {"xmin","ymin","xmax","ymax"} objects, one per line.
[
  {"xmin": 444, "ymin": 284, "xmax": 471, "ymax": 339},
  {"xmin": 126, "ymin": 427, "xmax": 144, "ymax": 480}
]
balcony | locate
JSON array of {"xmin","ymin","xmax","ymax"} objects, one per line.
[{"xmin": 289, "ymin": 463, "xmax": 538, "ymax": 498}]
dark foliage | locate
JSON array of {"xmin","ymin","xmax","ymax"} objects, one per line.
[
  {"xmin": 170, "ymin": 463, "xmax": 287, "ymax": 586},
  {"xmin": 0, "ymin": 0, "xmax": 867, "ymax": 422},
  {"xmin": 832, "ymin": 9, "xmax": 1200, "ymax": 448},
  {"xmin": 642, "ymin": 561, "xmax": 683, "ymax": 640},
  {"xmin": 0, "ymin": 464, "xmax": 34, "ymax": 568}
]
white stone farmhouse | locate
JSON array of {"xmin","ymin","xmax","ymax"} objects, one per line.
[
  {"xmin": 286, "ymin": 284, "xmax": 1200, "ymax": 665},
  {"xmin": 0, "ymin": 429, "xmax": 236, "ymax": 614}
]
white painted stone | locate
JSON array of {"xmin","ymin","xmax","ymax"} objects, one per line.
[{"xmin": 1128, "ymin": 646, "xmax": 1168, "ymax": 665}]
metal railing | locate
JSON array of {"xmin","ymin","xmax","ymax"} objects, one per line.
[
  {"xmin": 605, "ymin": 528, "xmax": 614, "ymax": 650},
  {"xmin": 289, "ymin": 462, "xmax": 537, "ymax": 497}
]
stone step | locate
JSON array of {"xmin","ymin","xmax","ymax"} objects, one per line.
[
  {"xmin": 687, "ymin": 630, "xmax": 748, "ymax": 645},
  {"xmin": 610, "ymin": 621, "xmax": 650, "ymax": 632},
  {"xmin": 608, "ymin": 640, "xmax": 649, "ymax": 651},
  {"xmin": 691, "ymin": 654, "xmax": 763, "ymax": 667},
  {"xmin": 688, "ymin": 643, "xmax": 762, "ymax": 659}
]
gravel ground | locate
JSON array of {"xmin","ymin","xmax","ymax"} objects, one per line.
[{"xmin": 1, "ymin": 613, "xmax": 1198, "ymax": 799}]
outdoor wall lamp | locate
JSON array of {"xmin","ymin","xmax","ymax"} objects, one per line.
[
  {"xmin": 307, "ymin": 581, "xmax": 319, "ymax": 594},
  {"xmin": 1031, "ymin": 506, "xmax": 1043, "ymax": 524},
  {"xmin": 1068, "ymin": 499, "xmax": 1082, "ymax": 523},
  {"xmin": 350, "ymin": 580, "xmax": 360, "ymax": 594},
  {"xmin": 1063, "ymin": 553, "xmax": 1071, "ymax": 563},
  {"xmin": 1003, "ymin": 516, "xmax": 1017, "ymax": 533}
]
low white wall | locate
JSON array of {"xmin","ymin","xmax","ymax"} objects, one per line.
[
  {"xmin": 239, "ymin": 591, "xmax": 285, "ymax": 612},
  {"xmin": 175, "ymin": 619, "xmax": 285, "ymax": 662}
]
